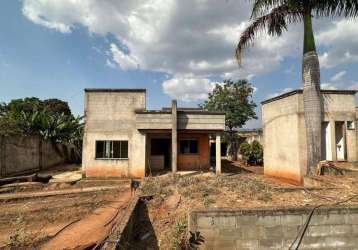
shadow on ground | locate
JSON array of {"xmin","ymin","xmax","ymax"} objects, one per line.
[
  {"xmin": 128, "ymin": 199, "xmax": 159, "ymax": 249},
  {"xmin": 221, "ymin": 160, "xmax": 252, "ymax": 175}
]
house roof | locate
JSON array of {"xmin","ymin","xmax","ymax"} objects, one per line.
[
  {"xmin": 84, "ymin": 88, "xmax": 146, "ymax": 93},
  {"xmin": 261, "ymin": 89, "xmax": 358, "ymax": 105}
]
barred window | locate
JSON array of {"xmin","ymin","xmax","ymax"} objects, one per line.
[{"xmin": 95, "ymin": 140, "xmax": 128, "ymax": 159}]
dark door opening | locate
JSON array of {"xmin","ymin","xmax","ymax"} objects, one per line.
[{"xmin": 151, "ymin": 138, "xmax": 171, "ymax": 169}]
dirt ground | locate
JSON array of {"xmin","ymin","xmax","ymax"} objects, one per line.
[
  {"xmin": 0, "ymin": 173, "xmax": 130, "ymax": 249},
  {"xmin": 137, "ymin": 160, "xmax": 358, "ymax": 249}
]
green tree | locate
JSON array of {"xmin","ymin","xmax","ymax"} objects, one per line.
[
  {"xmin": 201, "ymin": 79, "xmax": 257, "ymax": 160},
  {"xmin": 236, "ymin": 0, "xmax": 358, "ymax": 175},
  {"xmin": 43, "ymin": 99, "xmax": 71, "ymax": 116}
]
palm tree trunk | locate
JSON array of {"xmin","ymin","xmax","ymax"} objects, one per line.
[{"xmin": 302, "ymin": 12, "xmax": 322, "ymax": 176}]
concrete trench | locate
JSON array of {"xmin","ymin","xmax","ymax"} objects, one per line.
[{"xmin": 99, "ymin": 199, "xmax": 358, "ymax": 250}]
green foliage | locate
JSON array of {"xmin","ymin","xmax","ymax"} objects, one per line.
[
  {"xmin": 239, "ymin": 140, "xmax": 263, "ymax": 165},
  {"xmin": 239, "ymin": 141, "xmax": 252, "ymax": 163},
  {"xmin": 201, "ymin": 79, "xmax": 257, "ymax": 160},
  {"xmin": 0, "ymin": 97, "xmax": 83, "ymax": 144},
  {"xmin": 201, "ymin": 79, "xmax": 257, "ymax": 130}
]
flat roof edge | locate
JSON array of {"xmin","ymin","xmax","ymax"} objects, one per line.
[
  {"xmin": 85, "ymin": 88, "xmax": 146, "ymax": 93},
  {"xmin": 261, "ymin": 89, "xmax": 357, "ymax": 105}
]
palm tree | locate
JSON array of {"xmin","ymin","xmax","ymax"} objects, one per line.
[{"xmin": 236, "ymin": 1, "xmax": 358, "ymax": 176}]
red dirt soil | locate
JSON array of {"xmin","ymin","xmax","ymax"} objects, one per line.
[{"xmin": 40, "ymin": 189, "xmax": 132, "ymax": 250}]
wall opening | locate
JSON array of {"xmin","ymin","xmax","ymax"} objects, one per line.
[
  {"xmin": 321, "ymin": 122, "xmax": 332, "ymax": 161},
  {"xmin": 335, "ymin": 121, "xmax": 346, "ymax": 161},
  {"xmin": 150, "ymin": 138, "xmax": 171, "ymax": 170}
]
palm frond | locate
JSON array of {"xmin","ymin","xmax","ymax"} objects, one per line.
[
  {"xmin": 236, "ymin": 5, "xmax": 302, "ymax": 64},
  {"xmin": 313, "ymin": 0, "xmax": 358, "ymax": 18},
  {"xmin": 251, "ymin": 0, "xmax": 289, "ymax": 19}
]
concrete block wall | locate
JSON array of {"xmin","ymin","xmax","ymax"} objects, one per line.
[
  {"xmin": 189, "ymin": 206, "xmax": 358, "ymax": 250},
  {"xmin": 0, "ymin": 135, "xmax": 71, "ymax": 177}
]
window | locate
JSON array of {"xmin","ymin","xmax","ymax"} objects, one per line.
[
  {"xmin": 180, "ymin": 139, "xmax": 198, "ymax": 154},
  {"xmin": 95, "ymin": 140, "xmax": 128, "ymax": 159},
  {"xmin": 347, "ymin": 121, "xmax": 355, "ymax": 130}
]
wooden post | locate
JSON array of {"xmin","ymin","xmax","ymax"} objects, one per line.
[
  {"xmin": 216, "ymin": 133, "xmax": 221, "ymax": 175},
  {"xmin": 171, "ymin": 100, "xmax": 177, "ymax": 173}
]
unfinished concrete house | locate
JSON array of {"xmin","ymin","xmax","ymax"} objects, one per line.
[
  {"xmin": 82, "ymin": 89, "xmax": 225, "ymax": 177},
  {"xmin": 262, "ymin": 89, "xmax": 358, "ymax": 184}
]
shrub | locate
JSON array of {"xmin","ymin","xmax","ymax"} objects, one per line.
[
  {"xmin": 239, "ymin": 140, "xmax": 263, "ymax": 166},
  {"xmin": 239, "ymin": 142, "xmax": 251, "ymax": 163}
]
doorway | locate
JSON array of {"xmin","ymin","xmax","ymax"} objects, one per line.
[
  {"xmin": 321, "ymin": 122, "xmax": 332, "ymax": 161},
  {"xmin": 150, "ymin": 138, "xmax": 171, "ymax": 170},
  {"xmin": 335, "ymin": 121, "xmax": 346, "ymax": 161}
]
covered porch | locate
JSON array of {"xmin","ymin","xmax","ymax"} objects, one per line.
[
  {"xmin": 136, "ymin": 100, "xmax": 225, "ymax": 175},
  {"xmin": 143, "ymin": 130, "xmax": 223, "ymax": 175}
]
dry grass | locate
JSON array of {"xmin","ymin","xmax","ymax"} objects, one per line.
[{"xmin": 139, "ymin": 166, "xmax": 358, "ymax": 249}]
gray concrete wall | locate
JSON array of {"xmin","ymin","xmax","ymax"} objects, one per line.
[
  {"xmin": 189, "ymin": 206, "xmax": 358, "ymax": 250},
  {"xmin": 0, "ymin": 136, "xmax": 71, "ymax": 177},
  {"xmin": 262, "ymin": 92, "xmax": 357, "ymax": 183},
  {"xmin": 262, "ymin": 94, "xmax": 302, "ymax": 183},
  {"xmin": 82, "ymin": 90, "xmax": 147, "ymax": 177}
]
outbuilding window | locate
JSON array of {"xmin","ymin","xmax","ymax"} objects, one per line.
[
  {"xmin": 180, "ymin": 139, "xmax": 198, "ymax": 154},
  {"xmin": 95, "ymin": 140, "xmax": 128, "ymax": 159}
]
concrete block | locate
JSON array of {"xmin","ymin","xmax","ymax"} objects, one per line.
[
  {"xmin": 239, "ymin": 225, "xmax": 264, "ymax": 240},
  {"xmin": 300, "ymin": 236, "xmax": 328, "ymax": 249},
  {"xmin": 261, "ymin": 225, "xmax": 283, "ymax": 239},
  {"xmin": 197, "ymin": 216, "xmax": 215, "ymax": 228},
  {"xmin": 214, "ymin": 216, "xmax": 236, "ymax": 229},
  {"xmin": 325, "ymin": 236, "xmax": 356, "ymax": 249},
  {"xmin": 259, "ymin": 238, "xmax": 283, "ymax": 249},
  {"xmin": 346, "ymin": 213, "xmax": 358, "ymax": 224},
  {"xmin": 310, "ymin": 214, "xmax": 343, "ymax": 225},
  {"xmin": 212, "ymin": 240, "xmax": 236, "ymax": 250},
  {"xmin": 307, "ymin": 225, "xmax": 331, "ymax": 237},
  {"xmin": 280, "ymin": 215, "xmax": 303, "ymax": 226},
  {"xmin": 256, "ymin": 215, "xmax": 281, "ymax": 226},
  {"xmin": 282, "ymin": 225, "xmax": 301, "ymax": 239},
  {"xmin": 218, "ymin": 229, "xmax": 241, "ymax": 241},
  {"xmin": 330, "ymin": 225, "xmax": 352, "ymax": 235},
  {"xmin": 236, "ymin": 215, "xmax": 258, "ymax": 226},
  {"xmin": 236, "ymin": 239, "xmax": 259, "ymax": 249}
]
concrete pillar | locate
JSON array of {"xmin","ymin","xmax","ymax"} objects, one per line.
[
  {"xmin": 216, "ymin": 133, "xmax": 221, "ymax": 175},
  {"xmin": 171, "ymin": 100, "xmax": 177, "ymax": 173},
  {"xmin": 330, "ymin": 120, "xmax": 337, "ymax": 161}
]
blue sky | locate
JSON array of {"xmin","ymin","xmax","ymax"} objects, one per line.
[{"xmin": 1, "ymin": 0, "xmax": 358, "ymax": 128}]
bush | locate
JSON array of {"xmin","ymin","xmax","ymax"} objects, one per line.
[
  {"xmin": 239, "ymin": 142, "xmax": 251, "ymax": 163},
  {"xmin": 239, "ymin": 140, "xmax": 263, "ymax": 166}
]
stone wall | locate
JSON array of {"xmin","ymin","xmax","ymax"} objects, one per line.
[
  {"xmin": 0, "ymin": 135, "xmax": 71, "ymax": 177},
  {"xmin": 189, "ymin": 206, "xmax": 358, "ymax": 250}
]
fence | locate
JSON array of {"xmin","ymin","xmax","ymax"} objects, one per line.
[{"xmin": 0, "ymin": 135, "xmax": 74, "ymax": 177}]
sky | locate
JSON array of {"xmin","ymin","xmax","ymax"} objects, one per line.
[{"xmin": 1, "ymin": 0, "xmax": 358, "ymax": 128}]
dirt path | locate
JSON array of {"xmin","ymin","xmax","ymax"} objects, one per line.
[
  {"xmin": 40, "ymin": 189, "xmax": 132, "ymax": 250},
  {"xmin": 0, "ymin": 185, "xmax": 120, "ymax": 201}
]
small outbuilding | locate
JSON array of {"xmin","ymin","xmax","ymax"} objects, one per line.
[{"xmin": 261, "ymin": 89, "xmax": 358, "ymax": 184}]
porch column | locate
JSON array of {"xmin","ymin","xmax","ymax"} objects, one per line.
[
  {"xmin": 216, "ymin": 133, "xmax": 221, "ymax": 175},
  {"xmin": 171, "ymin": 100, "xmax": 177, "ymax": 173}
]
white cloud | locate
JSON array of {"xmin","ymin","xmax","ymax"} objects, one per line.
[
  {"xmin": 21, "ymin": 0, "xmax": 358, "ymax": 95},
  {"xmin": 21, "ymin": 0, "xmax": 304, "ymax": 79},
  {"xmin": 162, "ymin": 76, "xmax": 218, "ymax": 102},
  {"xmin": 330, "ymin": 70, "xmax": 346, "ymax": 82},
  {"xmin": 331, "ymin": 70, "xmax": 347, "ymax": 82},
  {"xmin": 108, "ymin": 43, "xmax": 138, "ymax": 70},
  {"xmin": 321, "ymin": 83, "xmax": 338, "ymax": 90},
  {"xmin": 267, "ymin": 88, "xmax": 293, "ymax": 99}
]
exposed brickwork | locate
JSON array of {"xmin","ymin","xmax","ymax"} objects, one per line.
[{"xmin": 189, "ymin": 206, "xmax": 358, "ymax": 249}]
